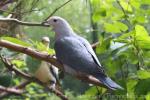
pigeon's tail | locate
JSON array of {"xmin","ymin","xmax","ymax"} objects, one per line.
[{"xmin": 95, "ymin": 74, "xmax": 123, "ymax": 90}]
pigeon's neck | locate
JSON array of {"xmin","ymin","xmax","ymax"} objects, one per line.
[{"xmin": 54, "ymin": 27, "xmax": 75, "ymax": 40}]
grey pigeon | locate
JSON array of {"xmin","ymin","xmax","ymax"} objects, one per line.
[{"xmin": 44, "ymin": 16, "xmax": 123, "ymax": 90}]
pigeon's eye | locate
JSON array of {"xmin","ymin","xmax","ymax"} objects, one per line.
[{"xmin": 53, "ymin": 19, "xmax": 57, "ymax": 22}]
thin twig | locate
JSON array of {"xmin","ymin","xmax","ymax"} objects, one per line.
[
  {"xmin": 44, "ymin": 0, "xmax": 73, "ymax": 21},
  {"xmin": 0, "ymin": 56, "xmax": 68, "ymax": 100},
  {"xmin": 91, "ymin": 41, "xmax": 99, "ymax": 48},
  {"xmin": 0, "ymin": 80, "xmax": 31, "ymax": 98},
  {"xmin": 0, "ymin": 85, "xmax": 23, "ymax": 95},
  {"xmin": 0, "ymin": 18, "xmax": 49, "ymax": 27}
]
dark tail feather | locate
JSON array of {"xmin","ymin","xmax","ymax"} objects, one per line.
[{"xmin": 95, "ymin": 75, "xmax": 123, "ymax": 90}]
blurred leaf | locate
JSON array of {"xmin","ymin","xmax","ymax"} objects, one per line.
[
  {"xmin": 104, "ymin": 23, "xmax": 120, "ymax": 33},
  {"xmin": 1, "ymin": 37, "xmax": 32, "ymax": 47},
  {"xmin": 146, "ymin": 92, "xmax": 150, "ymax": 100},
  {"xmin": 135, "ymin": 16, "xmax": 146, "ymax": 23},
  {"xmin": 104, "ymin": 21, "xmax": 128, "ymax": 33},
  {"xmin": 141, "ymin": 0, "xmax": 150, "ymax": 4},
  {"xmin": 137, "ymin": 70, "xmax": 150, "ymax": 79},
  {"xmin": 114, "ymin": 22, "xmax": 128, "ymax": 32},
  {"xmin": 127, "ymin": 79, "xmax": 137, "ymax": 95},
  {"xmin": 12, "ymin": 60, "xmax": 26, "ymax": 68},
  {"xmin": 85, "ymin": 86, "xmax": 106, "ymax": 96},
  {"xmin": 130, "ymin": 0, "xmax": 140, "ymax": 9},
  {"xmin": 92, "ymin": 8, "xmax": 106, "ymax": 22},
  {"xmin": 29, "ymin": 40, "xmax": 55, "ymax": 55},
  {"xmin": 136, "ymin": 36, "xmax": 150, "ymax": 50},
  {"xmin": 134, "ymin": 78, "xmax": 150, "ymax": 95},
  {"xmin": 47, "ymin": 48, "xmax": 55, "ymax": 55},
  {"xmin": 135, "ymin": 25, "xmax": 148, "ymax": 37},
  {"xmin": 117, "ymin": 31, "xmax": 134, "ymax": 40},
  {"xmin": 120, "ymin": 1, "xmax": 132, "ymax": 12},
  {"xmin": 96, "ymin": 36, "xmax": 112, "ymax": 54},
  {"xmin": 0, "ymin": 73, "xmax": 12, "ymax": 87}
]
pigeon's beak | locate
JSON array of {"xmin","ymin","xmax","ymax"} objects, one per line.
[{"xmin": 42, "ymin": 21, "xmax": 50, "ymax": 26}]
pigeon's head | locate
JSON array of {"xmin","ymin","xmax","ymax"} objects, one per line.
[
  {"xmin": 43, "ymin": 16, "xmax": 73, "ymax": 35},
  {"xmin": 41, "ymin": 36, "xmax": 50, "ymax": 47},
  {"xmin": 44, "ymin": 16, "xmax": 70, "ymax": 29}
]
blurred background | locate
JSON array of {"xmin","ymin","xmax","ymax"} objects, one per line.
[{"xmin": 0, "ymin": 0, "xmax": 150, "ymax": 99}]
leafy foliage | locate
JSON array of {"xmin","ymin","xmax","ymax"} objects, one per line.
[{"xmin": 0, "ymin": 0, "xmax": 150, "ymax": 99}]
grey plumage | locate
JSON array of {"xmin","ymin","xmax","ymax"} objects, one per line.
[{"xmin": 45, "ymin": 16, "xmax": 123, "ymax": 90}]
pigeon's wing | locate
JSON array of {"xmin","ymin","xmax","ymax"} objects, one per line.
[
  {"xmin": 54, "ymin": 36, "xmax": 105, "ymax": 75},
  {"xmin": 48, "ymin": 63, "xmax": 60, "ymax": 84},
  {"xmin": 77, "ymin": 36, "xmax": 105, "ymax": 73}
]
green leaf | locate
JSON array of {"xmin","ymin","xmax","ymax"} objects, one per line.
[
  {"xmin": 104, "ymin": 23, "xmax": 120, "ymax": 33},
  {"xmin": 92, "ymin": 8, "xmax": 106, "ymax": 22},
  {"xmin": 134, "ymin": 78, "xmax": 150, "ymax": 95},
  {"xmin": 120, "ymin": 1, "xmax": 132, "ymax": 12},
  {"xmin": 114, "ymin": 22, "xmax": 128, "ymax": 32},
  {"xmin": 146, "ymin": 92, "xmax": 150, "ymax": 100},
  {"xmin": 135, "ymin": 16, "xmax": 146, "ymax": 23},
  {"xmin": 1, "ymin": 37, "xmax": 32, "ymax": 47},
  {"xmin": 12, "ymin": 60, "xmax": 26, "ymax": 68},
  {"xmin": 135, "ymin": 25, "xmax": 149, "ymax": 37},
  {"xmin": 127, "ymin": 79, "xmax": 137, "ymax": 94},
  {"xmin": 47, "ymin": 48, "xmax": 55, "ymax": 55},
  {"xmin": 96, "ymin": 36, "xmax": 112, "ymax": 54},
  {"xmin": 117, "ymin": 31, "xmax": 134, "ymax": 40},
  {"xmin": 136, "ymin": 36, "xmax": 150, "ymax": 50},
  {"xmin": 37, "ymin": 43, "xmax": 55, "ymax": 54},
  {"xmin": 85, "ymin": 86, "xmax": 106, "ymax": 96},
  {"xmin": 104, "ymin": 22, "xmax": 128, "ymax": 33},
  {"xmin": 141, "ymin": 0, "xmax": 150, "ymax": 4},
  {"xmin": 130, "ymin": 0, "xmax": 140, "ymax": 9},
  {"xmin": 137, "ymin": 70, "xmax": 150, "ymax": 79}
]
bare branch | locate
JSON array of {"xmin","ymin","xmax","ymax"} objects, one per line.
[
  {"xmin": 0, "ymin": 55, "xmax": 33, "ymax": 79},
  {"xmin": 91, "ymin": 41, "xmax": 99, "ymax": 48},
  {"xmin": 0, "ymin": 18, "xmax": 49, "ymax": 27},
  {"xmin": 44, "ymin": 0, "xmax": 73, "ymax": 21},
  {"xmin": 0, "ymin": 40, "xmax": 62, "ymax": 69},
  {"xmin": 0, "ymin": 0, "xmax": 73, "ymax": 27},
  {"xmin": 0, "ymin": 40, "xmax": 104, "ymax": 89},
  {"xmin": 0, "ymin": 80, "xmax": 31, "ymax": 98},
  {"xmin": 0, "ymin": 55, "xmax": 68, "ymax": 100},
  {"xmin": 0, "ymin": 85, "xmax": 23, "ymax": 95}
]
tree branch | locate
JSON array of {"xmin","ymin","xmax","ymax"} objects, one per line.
[
  {"xmin": 0, "ymin": 40, "xmax": 62, "ymax": 69},
  {"xmin": 0, "ymin": 85, "xmax": 23, "ymax": 95},
  {"xmin": 0, "ymin": 18, "xmax": 49, "ymax": 27},
  {"xmin": 0, "ymin": 55, "xmax": 68, "ymax": 100},
  {"xmin": 0, "ymin": 0, "xmax": 73, "ymax": 27},
  {"xmin": 91, "ymin": 41, "xmax": 99, "ymax": 49},
  {"xmin": 0, "ymin": 80, "xmax": 31, "ymax": 98},
  {"xmin": 0, "ymin": 40, "xmax": 104, "ymax": 88}
]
